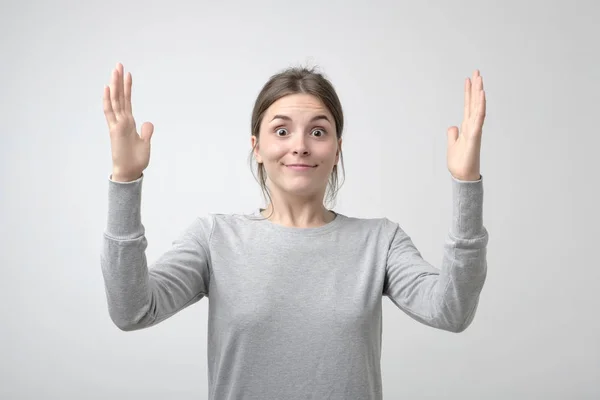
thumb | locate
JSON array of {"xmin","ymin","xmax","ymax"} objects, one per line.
[
  {"xmin": 447, "ymin": 126, "xmax": 459, "ymax": 147},
  {"xmin": 140, "ymin": 122, "xmax": 154, "ymax": 142}
]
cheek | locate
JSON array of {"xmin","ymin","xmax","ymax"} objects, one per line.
[
  {"xmin": 319, "ymin": 145, "xmax": 339, "ymax": 163},
  {"xmin": 262, "ymin": 143, "xmax": 287, "ymax": 162}
]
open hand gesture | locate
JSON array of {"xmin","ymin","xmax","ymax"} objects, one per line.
[
  {"xmin": 447, "ymin": 70, "xmax": 486, "ymax": 181},
  {"xmin": 103, "ymin": 63, "xmax": 154, "ymax": 182}
]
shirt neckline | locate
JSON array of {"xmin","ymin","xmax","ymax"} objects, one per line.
[{"xmin": 250, "ymin": 208, "xmax": 344, "ymax": 236}]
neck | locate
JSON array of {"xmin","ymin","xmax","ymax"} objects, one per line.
[{"xmin": 261, "ymin": 201, "xmax": 334, "ymax": 228}]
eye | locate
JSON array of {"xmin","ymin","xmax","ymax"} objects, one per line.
[
  {"xmin": 311, "ymin": 129, "xmax": 326, "ymax": 137},
  {"xmin": 275, "ymin": 128, "xmax": 288, "ymax": 137}
]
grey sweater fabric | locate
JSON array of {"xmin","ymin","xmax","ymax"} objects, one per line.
[{"xmin": 101, "ymin": 174, "xmax": 488, "ymax": 400}]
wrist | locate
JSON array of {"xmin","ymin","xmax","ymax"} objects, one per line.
[{"xmin": 111, "ymin": 172, "xmax": 142, "ymax": 182}]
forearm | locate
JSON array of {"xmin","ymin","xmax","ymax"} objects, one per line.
[
  {"xmin": 435, "ymin": 175, "xmax": 488, "ymax": 332},
  {"xmin": 101, "ymin": 174, "xmax": 153, "ymax": 331}
]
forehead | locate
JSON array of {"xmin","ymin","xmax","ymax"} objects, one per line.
[{"xmin": 265, "ymin": 93, "xmax": 331, "ymax": 118}]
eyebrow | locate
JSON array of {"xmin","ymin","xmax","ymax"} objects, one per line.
[{"xmin": 270, "ymin": 114, "xmax": 331, "ymax": 124}]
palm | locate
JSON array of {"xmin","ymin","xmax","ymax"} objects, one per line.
[
  {"xmin": 103, "ymin": 63, "xmax": 154, "ymax": 180},
  {"xmin": 447, "ymin": 70, "xmax": 486, "ymax": 181}
]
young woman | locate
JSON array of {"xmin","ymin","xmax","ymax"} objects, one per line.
[{"xmin": 101, "ymin": 62, "xmax": 488, "ymax": 399}]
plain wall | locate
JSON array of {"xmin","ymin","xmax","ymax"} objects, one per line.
[{"xmin": 1, "ymin": 0, "xmax": 598, "ymax": 398}]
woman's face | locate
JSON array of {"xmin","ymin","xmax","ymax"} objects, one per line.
[{"xmin": 252, "ymin": 93, "xmax": 342, "ymax": 200}]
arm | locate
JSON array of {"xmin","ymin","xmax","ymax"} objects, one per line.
[
  {"xmin": 100, "ymin": 173, "xmax": 213, "ymax": 331},
  {"xmin": 383, "ymin": 174, "xmax": 488, "ymax": 333}
]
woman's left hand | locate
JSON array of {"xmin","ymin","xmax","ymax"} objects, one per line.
[{"xmin": 447, "ymin": 70, "xmax": 486, "ymax": 181}]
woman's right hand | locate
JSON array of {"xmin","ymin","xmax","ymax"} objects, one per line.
[{"xmin": 103, "ymin": 63, "xmax": 154, "ymax": 182}]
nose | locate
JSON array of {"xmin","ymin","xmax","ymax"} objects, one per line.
[{"xmin": 292, "ymin": 133, "xmax": 310, "ymax": 156}]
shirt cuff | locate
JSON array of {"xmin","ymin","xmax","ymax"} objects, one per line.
[
  {"xmin": 450, "ymin": 174, "xmax": 485, "ymax": 238},
  {"xmin": 106, "ymin": 173, "xmax": 145, "ymax": 239}
]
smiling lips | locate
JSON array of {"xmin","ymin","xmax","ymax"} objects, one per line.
[{"xmin": 286, "ymin": 163, "xmax": 316, "ymax": 171}]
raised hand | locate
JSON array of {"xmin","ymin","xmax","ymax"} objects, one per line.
[
  {"xmin": 103, "ymin": 63, "xmax": 154, "ymax": 182},
  {"xmin": 446, "ymin": 70, "xmax": 486, "ymax": 181}
]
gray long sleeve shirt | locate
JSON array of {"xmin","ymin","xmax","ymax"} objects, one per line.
[{"xmin": 101, "ymin": 174, "xmax": 488, "ymax": 399}]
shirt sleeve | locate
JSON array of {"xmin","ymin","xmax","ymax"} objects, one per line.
[
  {"xmin": 383, "ymin": 174, "xmax": 489, "ymax": 333},
  {"xmin": 100, "ymin": 173, "xmax": 213, "ymax": 331}
]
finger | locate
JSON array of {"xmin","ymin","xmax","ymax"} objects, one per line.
[
  {"xmin": 447, "ymin": 126, "xmax": 459, "ymax": 147},
  {"xmin": 140, "ymin": 121, "xmax": 154, "ymax": 142},
  {"xmin": 470, "ymin": 71, "xmax": 479, "ymax": 118},
  {"xmin": 463, "ymin": 77, "xmax": 471, "ymax": 121},
  {"xmin": 475, "ymin": 90, "xmax": 486, "ymax": 129},
  {"xmin": 110, "ymin": 67, "xmax": 121, "ymax": 116},
  {"xmin": 117, "ymin": 63, "xmax": 125, "ymax": 114},
  {"xmin": 473, "ymin": 78, "xmax": 481, "ymax": 119},
  {"xmin": 474, "ymin": 75, "xmax": 484, "ymax": 119},
  {"xmin": 103, "ymin": 85, "xmax": 117, "ymax": 126},
  {"xmin": 124, "ymin": 71, "xmax": 133, "ymax": 114}
]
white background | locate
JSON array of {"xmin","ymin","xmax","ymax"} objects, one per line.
[{"xmin": 1, "ymin": 0, "xmax": 598, "ymax": 398}]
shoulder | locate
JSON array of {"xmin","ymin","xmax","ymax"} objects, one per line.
[
  {"xmin": 182, "ymin": 211, "xmax": 258, "ymax": 238},
  {"xmin": 182, "ymin": 211, "xmax": 404, "ymax": 243},
  {"xmin": 336, "ymin": 213, "xmax": 402, "ymax": 239}
]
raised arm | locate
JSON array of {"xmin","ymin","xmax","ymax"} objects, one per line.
[
  {"xmin": 383, "ymin": 175, "xmax": 488, "ymax": 333},
  {"xmin": 100, "ymin": 63, "xmax": 212, "ymax": 331},
  {"xmin": 384, "ymin": 70, "xmax": 489, "ymax": 332},
  {"xmin": 101, "ymin": 174, "xmax": 212, "ymax": 331}
]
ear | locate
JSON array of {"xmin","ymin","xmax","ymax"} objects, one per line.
[
  {"xmin": 335, "ymin": 138, "xmax": 342, "ymax": 164},
  {"xmin": 251, "ymin": 135, "xmax": 262, "ymax": 164}
]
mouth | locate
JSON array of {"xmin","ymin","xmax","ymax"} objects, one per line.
[{"xmin": 285, "ymin": 163, "xmax": 317, "ymax": 170}]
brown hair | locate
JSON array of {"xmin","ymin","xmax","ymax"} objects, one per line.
[{"xmin": 248, "ymin": 65, "xmax": 346, "ymax": 216}]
